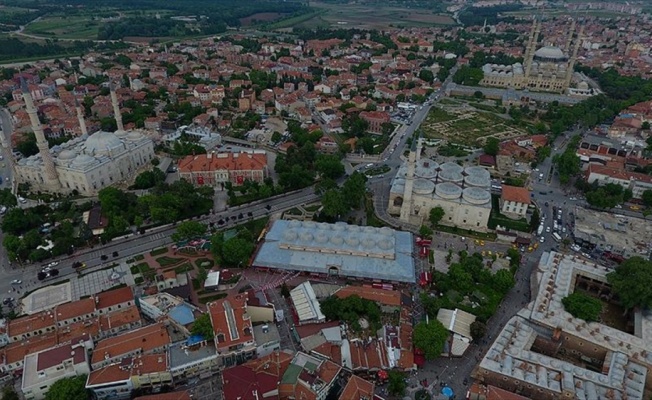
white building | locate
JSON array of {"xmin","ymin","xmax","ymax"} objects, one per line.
[
  {"xmin": 500, "ymin": 185, "xmax": 531, "ymax": 219},
  {"xmin": 22, "ymin": 343, "xmax": 91, "ymax": 400},
  {"xmin": 162, "ymin": 124, "xmax": 222, "ymax": 150},
  {"xmin": 289, "ymin": 282, "xmax": 326, "ymax": 325},
  {"xmin": 139, "ymin": 293, "xmax": 201, "ymax": 336}
]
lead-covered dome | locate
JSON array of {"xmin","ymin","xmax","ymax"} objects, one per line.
[
  {"xmin": 534, "ymin": 46, "xmax": 566, "ymax": 61},
  {"xmin": 84, "ymin": 131, "xmax": 124, "ymax": 156}
]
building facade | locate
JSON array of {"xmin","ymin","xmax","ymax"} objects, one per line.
[
  {"xmin": 499, "ymin": 185, "xmax": 531, "ymax": 219},
  {"xmin": 178, "ymin": 151, "xmax": 268, "ymax": 187}
]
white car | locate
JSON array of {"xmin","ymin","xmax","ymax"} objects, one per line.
[
  {"xmin": 540, "ymin": 236, "xmax": 545, "ymax": 243},
  {"xmin": 47, "ymin": 261, "xmax": 59, "ymax": 268},
  {"xmin": 545, "ymin": 227, "xmax": 551, "ymax": 233},
  {"xmin": 17, "ymin": 196, "xmax": 26, "ymax": 204},
  {"xmin": 10, "ymin": 279, "xmax": 21, "ymax": 285}
]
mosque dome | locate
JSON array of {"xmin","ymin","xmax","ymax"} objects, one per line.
[
  {"xmin": 70, "ymin": 154, "xmax": 98, "ymax": 169},
  {"xmin": 126, "ymin": 131, "xmax": 144, "ymax": 141},
  {"xmin": 58, "ymin": 150, "xmax": 77, "ymax": 161},
  {"xmin": 84, "ymin": 131, "xmax": 124, "ymax": 156},
  {"xmin": 578, "ymin": 81, "xmax": 589, "ymax": 90},
  {"xmin": 534, "ymin": 46, "xmax": 566, "ymax": 61}
]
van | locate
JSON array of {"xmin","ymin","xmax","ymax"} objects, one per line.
[{"xmin": 552, "ymin": 232, "xmax": 562, "ymax": 242}]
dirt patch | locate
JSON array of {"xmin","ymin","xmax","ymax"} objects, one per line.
[{"xmin": 239, "ymin": 12, "xmax": 287, "ymax": 26}]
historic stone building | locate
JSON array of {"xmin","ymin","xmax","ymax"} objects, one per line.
[
  {"xmin": 12, "ymin": 81, "xmax": 155, "ymax": 196},
  {"xmin": 388, "ymin": 139, "xmax": 492, "ymax": 231},
  {"xmin": 480, "ymin": 18, "xmax": 584, "ymax": 94}
]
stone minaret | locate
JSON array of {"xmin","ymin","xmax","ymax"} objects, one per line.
[
  {"xmin": 399, "ymin": 141, "xmax": 418, "ymax": 222},
  {"xmin": 109, "ymin": 82, "xmax": 124, "ymax": 131},
  {"xmin": 565, "ymin": 19, "xmax": 576, "ymax": 53},
  {"xmin": 523, "ymin": 18, "xmax": 538, "ymax": 64},
  {"xmin": 21, "ymin": 78, "xmax": 61, "ymax": 191},
  {"xmin": 0, "ymin": 125, "xmax": 15, "ymax": 179},
  {"xmin": 524, "ymin": 19, "xmax": 541, "ymax": 78},
  {"xmin": 75, "ymin": 97, "xmax": 88, "ymax": 135},
  {"xmin": 564, "ymin": 25, "xmax": 584, "ymax": 91}
]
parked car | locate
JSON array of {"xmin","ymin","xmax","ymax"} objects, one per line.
[{"xmin": 10, "ymin": 279, "xmax": 21, "ymax": 285}]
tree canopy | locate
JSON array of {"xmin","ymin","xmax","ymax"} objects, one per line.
[
  {"xmin": 190, "ymin": 313, "xmax": 214, "ymax": 340},
  {"xmin": 45, "ymin": 375, "xmax": 89, "ymax": 400},
  {"xmin": 320, "ymin": 295, "xmax": 381, "ymax": 332},
  {"xmin": 172, "ymin": 221, "xmax": 207, "ymax": 242},
  {"xmin": 429, "ymin": 206, "xmax": 445, "ymax": 225},
  {"xmin": 562, "ymin": 292, "xmax": 602, "ymax": 322},
  {"xmin": 607, "ymin": 256, "xmax": 652, "ymax": 310},
  {"xmin": 388, "ymin": 371, "xmax": 406, "ymax": 396},
  {"xmin": 211, "ymin": 229, "xmax": 255, "ymax": 267},
  {"xmin": 413, "ymin": 320, "xmax": 449, "ymax": 360},
  {"xmin": 483, "ymin": 137, "xmax": 500, "ymax": 156}
]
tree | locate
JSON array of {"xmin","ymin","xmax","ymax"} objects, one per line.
[
  {"xmin": 315, "ymin": 154, "xmax": 345, "ymax": 180},
  {"xmin": 321, "ymin": 189, "xmax": 348, "ymax": 219},
  {"xmin": 280, "ymin": 283, "xmax": 290, "ymax": 298},
  {"xmin": 470, "ymin": 321, "xmax": 487, "ymax": 341},
  {"xmin": 413, "ymin": 320, "xmax": 449, "ymax": 360},
  {"xmin": 191, "ymin": 313, "xmax": 214, "ymax": 340},
  {"xmin": 341, "ymin": 172, "xmax": 367, "ymax": 209},
  {"xmin": 0, "ymin": 188, "xmax": 17, "ymax": 207},
  {"xmin": 562, "ymin": 292, "xmax": 602, "ymax": 322},
  {"xmin": 642, "ymin": 189, "xmax": 652, "ymax": 208},
  {"xmin": 492, "ymin": 269, "xmax": 515, "ymax": 294},
  {"xmin": 429, "ymin": 206, "xmax": 445, "ymax": 225},
  {"xmin": 607, "ymin": 256, "xmax": 652, "ymax": 310},
  {"xmin": 483, "ymin": 137, "xmax": 500, "ymax": 156},
  {"xmin": 388, "ymin": 371, "xmax": 406, "ymax": 396},
  {"xmin": 197, "ymin": 266, "xmax": 209, "ymax": 284},
  {"xmin": 530, "ymin": 208, "xmax": 540, "ymax": 232},
  {"xmin": 419, "ymin": 69, "xmax": 434, "ymax": 83},
  {"xmin": 45, "ymin": 375, "xmax": 89, "ymax": 400},
  {"xmin": 221, "ymin": 236, "xmax": 254, "ymax": 267},
  {"xmin": 2, "ymin": 386, "xmax": 19, "ymax": 400},
  {"xmin": 172, "ymin": 221, "xmax": 207, "ymax": 242},
  {"xmin": 642, "ymin": 121, "xmax": 650, "ymax": 130},
  {"xmin": 131, "ymin": 168, "xmax": 166, "ymax": 189},
  {"xmin": 419, "ymin": 225, "xmax": 433, "ymax": 238}
]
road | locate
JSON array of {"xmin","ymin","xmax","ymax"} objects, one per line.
[{"xmin": 0, "ymin": 186, "xmax": 320, "ymax": 306}]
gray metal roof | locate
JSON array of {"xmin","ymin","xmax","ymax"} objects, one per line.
[{"xmin": 253, "ymin": 220, "xmax": 415, "ymax": 283}]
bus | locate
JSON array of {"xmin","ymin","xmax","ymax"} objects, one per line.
[{"xmin": 552, "ymin": 232, "xmax": 562, "ymax": 242}]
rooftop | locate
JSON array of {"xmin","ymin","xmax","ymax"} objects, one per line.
[
  {"xmin": 96, "ymin": 286, "xmax": 134, "ymax": 311},
  {"xmin": 178, "ymin": 151, "xmax": 267, "ymax": 173},
  {"xmin": 22, "ymin": 343, "xmax": 87, "ymax": 389},
  {"xmin": 501, "ymin": 185, "xmax": 531, "ymax": 205},
  {"xmin": 91, "ymin": 323, "xmax": 170, "ymax": 365},
  {"xmin": 573, "ymin": 207, "xmax": 652, "ymax": 258},
  {"xmin": 134, "ymin": 391, "xmax": 192, "ymax": 400},
  {"xmin": 253, "ymin": 323, "xmax": 281, "ymax": 348},
  {"xmin": 208, "ymin": 294, "xmax": 254, "ymax": 349},
  {"xmin": 222, "ymin": 350, "xmax": 294, "ymax": 400},
  {"xmin": 290, "ymin": 282, "xmax": 325, "ymax": 324},
  {"xmin": 338, "ymin": 374, "xmax": 375, "ymax": 400},
  {"xmin": 168, "ymin": 341, "xmax": 217, "ymax": 371},
  {"xmin": 253, "ymin": 220, "xmax": 415, "ymax": 283},
  {"xmin": 334, "ymin": 286, "xmax": 402, "ymax": 307}
]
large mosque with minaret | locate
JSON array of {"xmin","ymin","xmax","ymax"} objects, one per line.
[
  {"xmin": 9, "ymin": 80, "xmax": 155, "ymax": 196},
  {"xmin": 480, "ymin": 18, "xmax": 584, "ymax": 94}
]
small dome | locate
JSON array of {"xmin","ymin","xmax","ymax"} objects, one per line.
[
  {"xmin": 345, "ymin": 236, "xmax": 359, "ymax": 247},
  {"xmin": 58, "ymin": 150, "xmax": 77, "ymax": 160},
  {"xmin": 439, "ymin": 162, "xmax": 463, "ymax": 174},
  {"xmin": 126, "ymin": 131, "xmax": 143, "ymax": 141},
  {"xmin": 330, "ymin": 235, "xmax": 344, "ymax": 245},
  {"xmin": 435, "ymin": 182, "xmax": 463, "ymax": 199},
  {"xmin": 463, "ymin": 187, "xmax": 491, "ymax": 204},
  {"xmin": 413, "ymin": 179, "xmax": 435, "ymax": 195},
  {"xmin": 84, "ymin": 131, "xmax": 124, "ymax": 156},
  {"xmin": 70, "ymin": 154, "xmax": 98, "ymax": 169},
  {"xmin": 578, "ymin": 81, "xmax": 589, "ymax": 90},
  {"xmin": 377, "ymin": 238, "xmax": 393, "ymax": 250},
  {"xmin": 284, "ymin": 230, "xmax": 298, "ymax": 241},
  {"xmin": 299, "ymin": 232, "xmax": 313, "ymax": 242},
  {"xmin": 314, "ymin": 232, "xmax": 328, "ymax": 244},
  {"xmin": 534, "ymin": 46, "xmax": 566, "ymax": 61}
]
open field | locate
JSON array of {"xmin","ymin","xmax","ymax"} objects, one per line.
[
  {"xmin": 24, "ymin": 16, "xmax": 100, "ymax": 39},
  {"xmin": 504, "ymin": 8, "xmax": 636, "ymax": 18},
  {"xmin": 294, "ymin": 2, "xmax": 455, "ymax": 30},
  {"xmin": 421, "ymin": 104, "xmax": 527, "ymax": 147},
  {"xmin": 240, "ymin": 12, "xmax": 287, "ymax": 26}
]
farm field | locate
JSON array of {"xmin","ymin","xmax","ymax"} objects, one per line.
[{"xmin": 290, "ymin": 2, "xmax": 455, "ymax": 30}]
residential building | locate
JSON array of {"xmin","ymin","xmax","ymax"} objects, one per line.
[
  {"xmin": 253, "ymin": 323, "xmax": 281, "ymax": 359},
  {"xmin": 500, "ymin": 185, "xmax": 531, "ymax": 219},
  {"xmin": 134, "ymin": 391, "xmax": 192, "ymax": 400},
  {"xmin": 178, "ymin": 151, "xmax": 268, "ymax": 186},
  {"xmin": 338, "ymin": 374, "xmax": 375, "ymax": 400},
  {"xmin": 138, "ymin": 293, "xmax": 201, "ymax": 336},
  {"xmin": 221, "ymin": 350, "xmax": 294, "ymax": 400},
  {"xmin": 278, "ymin": 352, "xmax": 341, "ymax": 400},
  {"xmin": 586, "ymin": 164, "xmax": 652, "ymax": 200},
  {"xmin": 91, "ymin": 323, "xmax": 170, "ymax": 369},
  {"xmin": 21, "ymin": 343, "xmax": 91, "ymax": 400},
  {"xmin": 207, "ymin": 294, "xmax": 256, "ymax": 368},
  {"xmin": 168, "ymin": 338, "xmax": 219, "ymax": 382},
  {"xmin": 359, "ymin": 110, "xmax": 391, "ymax": 135}
]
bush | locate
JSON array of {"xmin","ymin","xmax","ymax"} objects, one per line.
[{"xmin": 150, "ymin": 247, "xmax": 168, "ymax": 256}]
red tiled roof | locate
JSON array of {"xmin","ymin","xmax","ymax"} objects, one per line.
[
  {"xmin": 501, "ymin": 185, "xmax": 531, "ymax": 205},
  {"xmin": 135, "ymin": 392, "xmax": 192, "ymax": 400},
  {"xmin": 96, "ymin": 286, "xmax": 134, "ymax": 311},
  {"xmin": 222, "ymin": 351, "xmax": 293, "ymax": 400},
  {"xmin": 178, "ymin": 153, "xmax": 267, "ymax": 173},
  {"xmin": 208, "ymin": 294, "xmax": 253, "ymax": 349},
  {"xmin": 339, "ymin": 375, "xmax": 375, "ymax": 400},
  {"xmin": 91, "ymin": 323, "xmax": 169, "ymax": 365},
  {"xmin": 335, "ymin": 286, "xmax": 401, "ymax": 306},
  {"xmin": 36, "ymin": 343, "xmax": 86, "ymax": 371}
]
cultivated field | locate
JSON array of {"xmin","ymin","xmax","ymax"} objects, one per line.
[
  {"xmin": 421, "ymin": 104, "xmax": 527, "ymax": 147},
  {"xmin": 292, "ymin": 2, "xmax": 456, "ymax": 30}
]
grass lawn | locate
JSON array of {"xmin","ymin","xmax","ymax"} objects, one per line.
[
  {"xmin": 24, "ymin": 16, "xmax": 100, "ymax": 40},
  {"xmin": 150, "ymin": 247, "xmax": 168, "ymax": 257},
  {"xmin": 365, "ymin": 194, "xmax": 387, "ymax": 228},
  {"xmin": 174, "ymin": 262, "xmax": 194, "ymax": 274},
  {"xmin": 304, "ymin": 204, "xmax": 321, "ymax": 213},
  {"xmin": 156, "ymin": 256, "xmax": 184, "ymax": 267}
]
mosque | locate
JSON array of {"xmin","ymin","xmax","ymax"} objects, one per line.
[
  {"xmin": 388, "ymin": 139, "xmax": 492, "ymax": 231},
  {"xmin": 5, "ymin": 81, "xmax": 155, "ymax": 196},
  {"xmin": 480, "ymin": 18, "xmax": 584, "ymax": 94}
]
